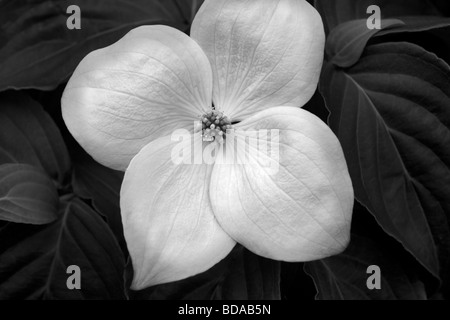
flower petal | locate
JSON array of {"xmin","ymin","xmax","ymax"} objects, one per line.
[
  {"xmin": 62, "ymin": 25, "xmax": 213, "ymax": 171},
  {"xmin": 121, "ymin": 134, "xmax": 235, "ymax": 289},
  {"xmin": 210, "ymin": 107, "xmax": 353, "ymax": 261},
  {"xmin": 191, "ymin": 0, "xmax": 325, "ymax": 120}
]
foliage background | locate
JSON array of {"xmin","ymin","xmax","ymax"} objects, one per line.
[{"xmin": 0, "ymin": 0, "xmax": 449, "ymax": 300}]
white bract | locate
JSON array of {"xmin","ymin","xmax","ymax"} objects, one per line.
[{"xmin": 62, "ymin": 0, "xmax": 354, "ymax": 290}]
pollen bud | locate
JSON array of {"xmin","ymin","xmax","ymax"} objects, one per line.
[{"xmin": 199, "ymin": 109, "xmax": 233, "ymax": 143}]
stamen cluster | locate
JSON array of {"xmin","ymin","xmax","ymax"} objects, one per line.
[{"xmin": 198, "ymin": 110, "xmax": 232, "ymax": 143}]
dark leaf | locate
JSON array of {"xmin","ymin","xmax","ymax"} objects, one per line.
[
  {"xmin": 315, "ymin": 0, "xmax": 441, "ymax": 34},
  {"xmin": 0, "ymin": 0, "xmax": 201, "ymax": 91},
  {"xmin": 327, "ymin": 18, "xmax": 404, "ymax": 67},
  {"xmin": 130, "ymin": 245, "xmax": 280, "ymax": 300},
  {"xmin": 71, "ymin": 146, "xmax": 126, "ymax": 254},
  {"xmin": 0, "ymin": 164, "xmax": 58, "ymax": 225},
  {"xmin": 280, "ymin": 262, "xmax": 317, "ymax": 300},
  {"xmin": 375, "ymin": 17, "xmax": 450, "ymax": 65},
  {"xmin": 218, "ymin": 247, "xmax": 280, "ymax": 300},
  {"xmin": 0, "ymin": 92, "xmax": 70, "ymax": 186},
  {"xmin": 431, "ymin": 0, "xmax": 450, "ymax": 16},
  {"xmin": 0, "ymin": 198, "xmax": 126, "ymax": 299},
  {"xmin": 326, "ymin": 16, "xmax": 450, "ymax": 68},
  {"xmin": 174, "ymin": 0, "xmax": 204, "ymax": 24},
  {"xmin": 378, "ymin": 16, "xmax": 450, "ymax": 33},
  {"xmin": 305, "ymin": 234, "xmax": 427, "ymax": 300},
  {"xmin": 320, "ymin": 42, "xmax": 450, "ymax": 287}
]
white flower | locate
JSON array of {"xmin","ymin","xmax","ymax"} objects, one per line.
[{"xmin": 62, "ymin": 0, "xmax": 354, "ymax": 290}]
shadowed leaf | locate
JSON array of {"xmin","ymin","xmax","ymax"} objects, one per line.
[
  {"xmin": 305, "ymin": 234, "xmax": 427, "ymax": 300},
  {"xmin": 0, "ymin": 198, "xmax": 126, "ymax": 299},
  {"xmin": 320, "ymin": 41, "xmax": 450, "ymax": 289},
  {"xmin": 0, "ymin": 92, "xmax": 70, "ymax": 186},
  {"xmin": 0, "ymin": 164, "xmax": 58, "ymax": 225},
  {"xmin": 315, "ymin": 0, "xmax": 441, "ymax": 34},
  {"xmin": 71, "ymin": 147, "xmax": 126, "ymax": 254},
  {"xmin": 0, "ymin": 0, "xmax": 203, "ymax": 91}
]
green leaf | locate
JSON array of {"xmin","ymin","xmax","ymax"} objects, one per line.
[
  {"xmin": 0, "ymin": 164, "xmax": 59, "ymax": 225},
  {"xmin": 305, "ymin": 234, "xmax": 427, "ymax": 300},
  {"xmin": 130, "ymin": 245, "xmax": 280, "ymax": 300},
  {"xmin": 320, "ymin": 42, "xmax": 450, "ymax": 286},
  {"xmin": 0, "ymin": 0, "xmax": 201, "ymax": 92},
  {"xmin": 71, "ymin": 146, "xmax": 126, "ymax": 254},
  {"xmin": 0, "ymin": 92, "xmax": 70, "ymax": 187},
  {"xmin": 0, "ymin": 198, "xmax": 126, "ymax": 299},
  {"xmin": 315, "ymin": 0, "xmax": 441, "ymax": 34}
]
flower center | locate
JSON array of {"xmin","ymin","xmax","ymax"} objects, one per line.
[{"xmin": 197, "ymin": 110, "xmax": 233, "ymax": 143}]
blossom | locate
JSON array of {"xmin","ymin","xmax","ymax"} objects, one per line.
[{"xmin": 62, "ymin": 0, "xmax": 354, "ymax": 290}]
